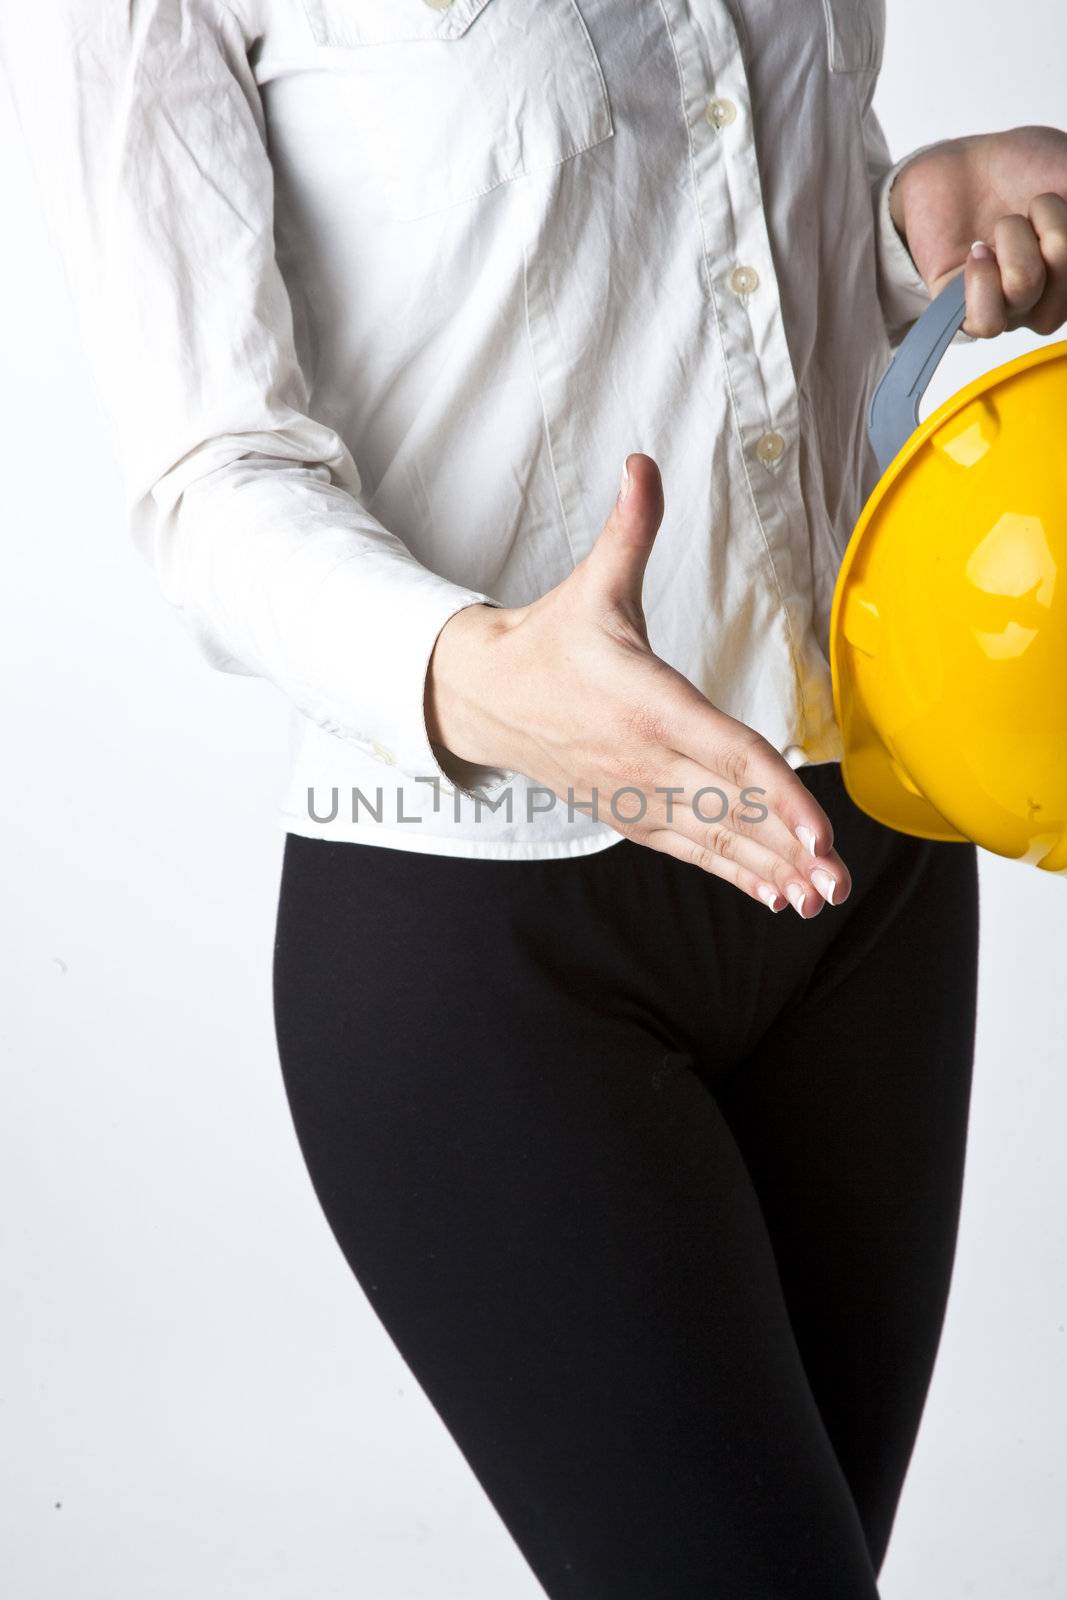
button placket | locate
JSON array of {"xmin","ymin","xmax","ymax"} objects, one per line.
[
  {"xmin": 675, "ymin": 0, "xmax": 813, "ymax": 745},
  {"xmin": 690, "ymin": 12, "xmax": 802, "ymax": 486}
]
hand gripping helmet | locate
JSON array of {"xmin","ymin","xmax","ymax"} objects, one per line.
[{"xmin": 830, "ymin": 271, "xmax": 1067, "ymax": 873}]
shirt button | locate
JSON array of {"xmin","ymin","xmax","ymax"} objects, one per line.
[
  {"xmin": 705, "ymin": 96, "xmax": 738, "ymax": 130},
  {"xmin": 755, "ymin": 431, "xmax": 786, "ymax": 464},
  {"xmin": 729, "ymin": 264, "xmax": 760, "ymax": 296},
  {"xmin": 372, "ymin": 741, "xmax": 397, "ymax": 765},
  {"xmin": 424, "ymin": 0, "xmax": 455, "ymax": 9}
]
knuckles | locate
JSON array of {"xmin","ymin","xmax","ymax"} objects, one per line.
[
  {"xmin": 684, "ymin": 841, "xmax": 717, "ymax": 875},
  {"xmin": 1037, "ymin": 222, "xmax": 1067, "ymax": 263},
  {"xmin": 966, "ymin": 311, "xmax": 1009, "ymax": 339},
  {"xmin": 620, "ymin": 700, "xmax": 670, "ymax": 750},
  {"xmin": 601, "ymin": 739, "xmax": 660, "ymax": 795},
  {"xmin": 1026, "ymin": 302, "xmax": 1067, "ymax": 336},
  {"xmin": 1000, "ymin": 262, "xmax": 1046, "ymax": 305},
  {"xmin": 715, "ymin": 730, "xmax": 769, "ymax": 792},
  {"xmin": 701, "ymin": 822, "xmax": 735, "ymax": 861}
]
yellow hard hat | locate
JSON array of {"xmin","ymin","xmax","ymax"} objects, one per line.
[{"xmin": 830, "ymin": 270, "xmax": 1067, "ymax": 873}]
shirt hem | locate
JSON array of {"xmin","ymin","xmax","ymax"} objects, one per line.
[{"xmin": 276, "ymin": 810, "xmax": 628, "ymax": 861}]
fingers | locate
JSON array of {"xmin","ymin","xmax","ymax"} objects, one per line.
[
  {"xmin": 664, "ymin": 754, "xmax": 852, "ymax": 915},
  {"xmin": 1024, "ymin": 192, "xmax": 1067, "ymax": 335},
  {"xmin": 637, "ymin": 753, "xmax": 850, "ymax": 919},
  {"xmin": 964, "ymin": 239, "xmax": 1009, "ymax": 336},
  {"xmin": 669, "ymin": 686, "xmax": 844, "ymax": 857},
  {"xmin": 642, "ymin": 824, "xmax": 796, "ymax": 913},
  {"xmin": 965, "ymin": 194, "xmax": 1067, "ymax": 338},
  {"xmin": 601, "ymin": 682, "xmax": 852, "ymax": 916}
]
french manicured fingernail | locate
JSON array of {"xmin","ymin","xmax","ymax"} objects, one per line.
[
  {"xmin": 795, "ymin": 824, "xmax": 818, "ymax": 856},
  {"xmin": 811, "ymin": 868, "xmax": 837, "ymax": 906},
  {"xmin": 757, "ymin": 883, "xmax": 784, "ymax": 912},
  {"xmin": 970, "ymin": 240, "xmax": 994, "ymax": 260},
  {"xmin": 786, "ymin": 883, "xmax": 808, "ymax": 916},
  {"xmin": 618, "ymin": 458, "xmax": 631, "ymax": 504}
]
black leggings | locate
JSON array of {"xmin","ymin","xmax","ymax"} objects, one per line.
[{"xmin": 272, "ymin": 762, "xmax": 980, "ymax": 1599}]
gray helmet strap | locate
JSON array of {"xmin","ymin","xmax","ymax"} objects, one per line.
[{"xmin": 867, "ymin": 270, "xmax": 969, "ymax": 475}]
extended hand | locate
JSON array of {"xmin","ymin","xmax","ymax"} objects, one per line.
[
  {"xmin": 425, "ymin": 455, "xmax": 851, "ymax": 919},
  {"xmin": 889, "ymin": 125, "xmax": 1067, "ymax": 337}
]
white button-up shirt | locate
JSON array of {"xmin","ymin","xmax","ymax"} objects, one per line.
[{"xmin": 0, "ymin": 0, "xmax": 945, "ymax": 859}]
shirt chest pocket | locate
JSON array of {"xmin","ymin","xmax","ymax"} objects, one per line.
[
  {"xmin": 821, "ymin": 0, "xmax": 885, "ymax": 73},
  {"xmin": 298, "ymin": 0, "xmax": 614, "ymax": 222}
]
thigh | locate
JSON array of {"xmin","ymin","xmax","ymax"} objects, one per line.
[
  {"xmin": 715, "ymin": 819, "xmax": 980, "ymax": 1572},
  {"xmin": 272, "ymin": 833, "xmax": 881, "ymax": 1599}
]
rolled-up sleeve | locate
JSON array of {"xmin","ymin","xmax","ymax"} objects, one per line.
[
  {"xmin": 862, "ymin": 106, "xmax": 974, "ymax": 352},
  {"xmin": 0, "ymin": 0, "xmax": 507, "ymax": 792}
]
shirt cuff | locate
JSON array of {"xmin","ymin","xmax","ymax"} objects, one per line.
[{"xmin": 873, "ymin": 147, "xmax": 976, "ymax": 350}]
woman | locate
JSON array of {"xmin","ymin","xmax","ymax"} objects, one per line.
[{"xmin": 4, "ymin": 1, "xmax": 1065, "ymax": 1593}]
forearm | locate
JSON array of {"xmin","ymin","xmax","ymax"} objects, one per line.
[{"xmin": 0, "ymin": 0, "xmax": 502, "ymax": 789}]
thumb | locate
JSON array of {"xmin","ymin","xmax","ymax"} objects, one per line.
[{"xmin": 581, "ymin": 453, "xmax": 665, "ymax": 616}]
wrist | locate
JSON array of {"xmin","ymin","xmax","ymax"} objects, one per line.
[{"xmin": 425, "ymin": 601, "xmax": 521, "ymax": 769}]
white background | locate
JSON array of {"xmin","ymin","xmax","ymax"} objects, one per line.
[{"xmin": 2, "ymin": 2, "xmax": 1065, "ymax": 1595}]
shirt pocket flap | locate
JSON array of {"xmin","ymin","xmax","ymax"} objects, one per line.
[{"xmin": 302, "ymin": 0, "xmax": 495, "ymax": 48}]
